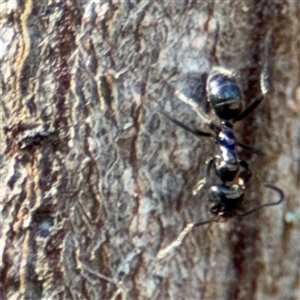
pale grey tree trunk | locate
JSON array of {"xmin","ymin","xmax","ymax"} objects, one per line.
[{"xmin": 1, "ymin": 1, "xmax": 299, "ymax": 300}]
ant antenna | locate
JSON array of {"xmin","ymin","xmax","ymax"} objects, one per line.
[
  {"xmin": 156, "ymin": 185, "xmax": 283, "ymax": 260},
  {"xmin": 236, "ymin": 184, "xmax": 284, "ymax": 217}
]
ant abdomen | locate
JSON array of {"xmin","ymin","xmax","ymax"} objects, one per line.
[{"xmin": 207, "ymin": 70, "xmax": 244, "ymax": 120}]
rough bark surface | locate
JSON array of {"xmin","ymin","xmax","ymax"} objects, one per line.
[{"xmin": 0, "ymin": 1, "xmax": 299, "ymax": 300}]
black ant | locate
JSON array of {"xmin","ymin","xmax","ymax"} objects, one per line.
[{"xmin": 160, "ymin": 67, "xmax": 284, "ymax": 227}]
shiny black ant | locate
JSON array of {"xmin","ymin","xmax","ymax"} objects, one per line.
[{"xmin": 160, "ymin": 67, "xmax": 284, "ymax": 227}]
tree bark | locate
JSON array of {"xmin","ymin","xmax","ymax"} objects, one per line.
[{"xmin": 1, "ymin": 1, "xmax": 299, "ymax": 299}]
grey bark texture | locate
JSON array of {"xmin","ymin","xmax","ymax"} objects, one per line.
[{"xmin": 1, "ymin": 1, "xmax": 299, "ymax": 300}]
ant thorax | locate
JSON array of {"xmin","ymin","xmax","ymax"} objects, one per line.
[{"xmin": 214, "ymin": 122, "xmax": 239, "ymax": 183}]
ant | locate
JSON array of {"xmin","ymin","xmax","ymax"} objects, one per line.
[{"xmin": 160, "ymin": 67, "xmax": 284, "ymax": 227}]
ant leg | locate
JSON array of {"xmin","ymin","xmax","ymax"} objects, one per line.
[
  {"xmin": 233, "ymin": 96, "xmax": 263, "ymax": 122},
  {"xmin": 161, "ymin": 111, "xmax": 264, "ymax": 156},
  {"xmin": 160, "ymin": 110, "xmax": 213, "ymax": 138},
  {"xmin": 236, "ymin": 184, "xmax": 284, "ymax": 217},
  {"xmin": 238, "ymin": 160, "xmax": 252, "ymax": 184},
  {"xmin": 208, "ymin": 120, "xmax": 263, "ymax": 156},
  {"xmin": 192, "ymin": 157, "xmax": 214, "ymax": 195},
  {"xmin": 236, "ymin": 142, "xmax": 264, "ymax": 156},
  {"xmin": 163, "ymin": 79, "xmax": 212, "ymax": 125}
]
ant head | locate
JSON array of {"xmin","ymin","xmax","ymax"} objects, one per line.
[
  {"xmin": 209, "ymin": 184, "xmax": 244, "ymax": 218},
  {"xmin": 207, "ymin": 68, "xmax": 244, "ymax": 121}
]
